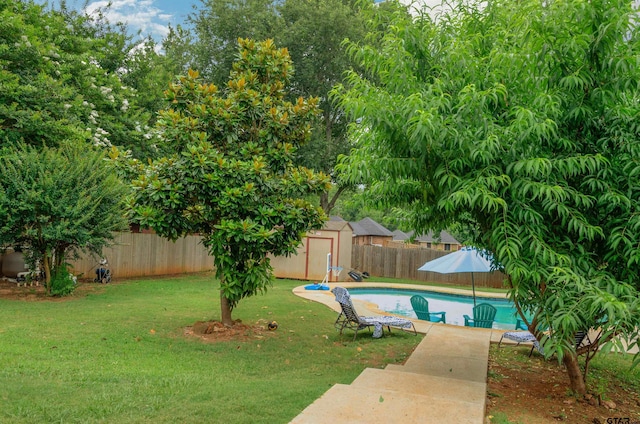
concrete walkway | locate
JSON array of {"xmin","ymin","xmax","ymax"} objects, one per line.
[
  {"xmin": 290, "ymin": 283, "xmax": 497, "ymax": 424},
  {"xmin": 289, "ymin": 282, "xmax": 639, "ymax": 423},
  {"xmin": 290, "ymin": 323, "xmax": 491, "ymax": 423}
]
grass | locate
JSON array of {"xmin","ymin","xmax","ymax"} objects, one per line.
[
  {"xmin": 0, "ymin": 274, "xmax": 422, "ymax": 424},
  {"xmin": 589, "ymin": 351, "xmax": 640, "ymax": 398},
  {"xmin": 487, "ymin": 412, "xmax": 522, "ymax": 424}
]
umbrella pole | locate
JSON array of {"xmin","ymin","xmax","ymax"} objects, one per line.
[{"xmin": 472, "ymin": 273, "xmax": 477, "ymax": 308}]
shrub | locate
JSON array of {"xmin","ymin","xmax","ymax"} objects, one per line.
[{"xmin": 50, "ymin": 266, "xmax": 76, "ymax": 297}]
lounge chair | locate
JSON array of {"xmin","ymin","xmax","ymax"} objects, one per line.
[
  {"xmin": 331, "ymin": 287, "xmax": 417, "ymax": 340},
  {"xmin": 463, "ymin": 303, "xmax": 497, "ymax": 328},
  {"xmin": 500, "ymin": 319, "xmax": 544, "ymax": 356},
  {"xmin": 500, "ymin": 324, "xmax": 591, "ymax": 357},
  {"xmin": 409, "ymin": 295, "xmax": 446, "ymax": 323},
  {"xmin": 499, "ymin": 330, "xmax": 542, "ymax": 356}
]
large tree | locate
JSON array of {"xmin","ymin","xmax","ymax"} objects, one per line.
[
  {"xmin": 0, "ymin": 0, "xmax": 147, "ymax": 295},
  {"xmin": 334, "ymin": 0, "xmax": 640, "ymax": 394},
  {"xmin": 186, "ymin": 0, "xmax": 370, "ymax": 213},
  {"xmin": 125, "ymin": 39, "xmax": 329, "ymax": 326},
  {"xmin": 276, "ymin": 0, "xmax": 368, "ymax": 213},
  {"xmin": 0, "ymin": 142, "xmax": 128, "ymax": 295}
]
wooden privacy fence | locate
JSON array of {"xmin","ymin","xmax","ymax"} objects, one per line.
[
  {"xmin": 67, "ymin": 233, "xmax": 506, "ymax": 288},
  {"xmin": 351, "ymin": 245, "xmax": 507, "ymax": 289},
  {"xmin": 66, "ymin": 229, "xmax": 351, "ymax": 281},
  {"xmin": 68, "ymin": 232, "xmax": 214, "ymax": 279}
]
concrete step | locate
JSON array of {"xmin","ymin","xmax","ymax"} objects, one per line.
[
  {"xmin": 385, "ymin": 355, "xmax": 488, "ymax": 383},
  {"xmin": 289, "ymin": 383, "xmax": 485, "ymax": 424},
  {"xmin": 385, "ymin": 324, "xmax": 490, "ymax": 383},
  {"xmin": 351, "ymin": 368, "xmax": 486, "ymax": 404},
  {"xmin": 412, "ymin": 324, "xmax": 491, "ymax": 359}
]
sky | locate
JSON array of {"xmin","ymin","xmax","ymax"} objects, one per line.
[
  {"xmin": 40, "ymin": 0, "xmax": 200, "ymax": 43},
  {"xmin": 40, "ymin": 0, "xmax": 444, "ymax": 44}
]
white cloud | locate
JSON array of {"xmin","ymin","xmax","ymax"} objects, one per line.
[{"xmin": 85, "ymin": 0, "xmax": 174, "ymax": 41}]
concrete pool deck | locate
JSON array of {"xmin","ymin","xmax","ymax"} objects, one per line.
[
  {"xmin": 290, "ymin": 281, "xmax": 638, "ymax": 423},
  {"xmin": 290, "ymin": 282, "xmax": 503, "ymax": 424}
]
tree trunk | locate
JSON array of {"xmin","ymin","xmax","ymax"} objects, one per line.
[
  {"xmin": 320, "ymin": 184, "xmax": 348, "ymax": 215},
  {"xmin": 54, "ymin": 246, "xmax": 64, "ymax": 270},
  {"xmin": 220, "ymin": 290, "xmax": 233, "ymax": 327},
  {"xmin": 42, "ymin": 251, "xmax": 52, "ymax": 296},
  {"xmin": 563, "ymin": 352, "xmax": 587, "ymax": 395}
]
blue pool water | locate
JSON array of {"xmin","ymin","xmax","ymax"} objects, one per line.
[{"xmin": 348, "ymin": 287, "xmax": 521, "ymax": 330}]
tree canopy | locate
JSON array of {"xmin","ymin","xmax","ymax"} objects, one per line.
[
  {"xmin": 0, "ymin": 0, "xmax": 157, "ymax": 295},
  {"xmin": 334, "ymin": 0, "xmax": 640, "ymax": 393},
  {"xmin": 0, "ymin": 0, "xmax": 155, "ymax": 158},
  {"xmin": 125, "ymin": 39, "xmax": 330, "ymax": 325},
  {"xmin": 0, "ymin": 142, "xmax": 128, "ymax": 294},
  {"xmin": 183, "ymin": 0, "xmax": 370, "ymax": 213}
]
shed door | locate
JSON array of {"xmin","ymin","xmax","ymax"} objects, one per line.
[{"xmin": 305, "ymin": 237, "xmax": 333, "ymax": 281}]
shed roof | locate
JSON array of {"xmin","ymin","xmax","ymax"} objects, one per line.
[{"xmin": 322, "ymin": 220, "xmax": 352, "ymax": 232}]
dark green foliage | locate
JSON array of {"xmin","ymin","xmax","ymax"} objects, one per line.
[
  {"xmin": 183, "ymin": 0, "xmax": 370, "ymax": 212},
  {"xmin": 0, "ymin": 142, "xmax": 129, "ymax": 294},
  {"xmin": 0, "ymin": 0, "xmax": 155, "ymax": 158},
  {"xmin": 334, "ymin": 0, "xmax": 640, "ymax": 388},
  {"xmin": 49, "ymin": 265, "xmax": 76, "ymax": 297}
]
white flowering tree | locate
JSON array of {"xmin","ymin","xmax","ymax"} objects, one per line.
[{"xmin": 0, "ymin": 0, "xmax": 154, "ymax": 156}]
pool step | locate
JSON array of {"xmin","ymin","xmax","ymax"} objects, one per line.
[{"xmin": 290, "ymin": 321, "xmax": 492, "ymax": 423}]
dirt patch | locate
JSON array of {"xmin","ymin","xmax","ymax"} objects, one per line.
[
  {"xmin": 184, "ymin": 319, "xmax": 278, "ymax": 343},
  {"xmin": 486, "ymin": 346, "xmax": 640, "ymax": 423},
  {"xmin": 0, "ymin": 278, "xmax": 105, "ymax": 300}
]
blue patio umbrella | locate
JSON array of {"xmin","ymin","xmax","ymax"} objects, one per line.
[{"xmin": 418, "ymin": 246, "xmax": 497, "ymax": 307}]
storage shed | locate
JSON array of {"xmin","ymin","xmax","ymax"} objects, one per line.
[{"xmin": 270, "ymin": 220, "xmax": 352, "ymax": 282}]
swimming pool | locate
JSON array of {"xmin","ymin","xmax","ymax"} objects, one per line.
[{"xmin": 348, "ymin": 287, "xmax": 521, "ymax": 330}]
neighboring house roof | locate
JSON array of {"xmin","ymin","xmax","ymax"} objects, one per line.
[
  {"xmin": 329, "ymin": 215, "xmax": 346, "ymax": 222},
  {"xmin": 414, "ymin": 230, "xmax": 460, "ymax": 245},
  {"xmin": 348, "ymin": 221, "xmax": 366, "ymax": 236},
  {"xmin": 392, "ymin": 230, "xmax": 410, "ymax": 241},
  {"xmin": 349, "ymin": 217, "xmax": 393, "ymax": 237}
]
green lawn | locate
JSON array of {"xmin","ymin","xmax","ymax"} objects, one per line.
[{"xmin": 0, "ymin": 274, "xmax": 422, "ymax": 423}]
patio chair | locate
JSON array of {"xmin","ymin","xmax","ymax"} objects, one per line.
[
  {"xmin": 409, "ymin": 295, "xmax": 446, "ymax": 323},
  {"xmin": 515, "ymin": 318, "xmax": 528, "ymax": 331},
  {"xmin": 499, "ymin": 325, "xmax": 591, "ymax": 357},
  {"xmin": 331, "ymin": 287, "xmax": 417, "ymax": 340},
  {"xmin": 463, "ymin": 303, "xmax": 497, "ymax": 328},
  {"xmin": 499, "ymin": 330, "xmax": 542, "ymax": 356}
]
